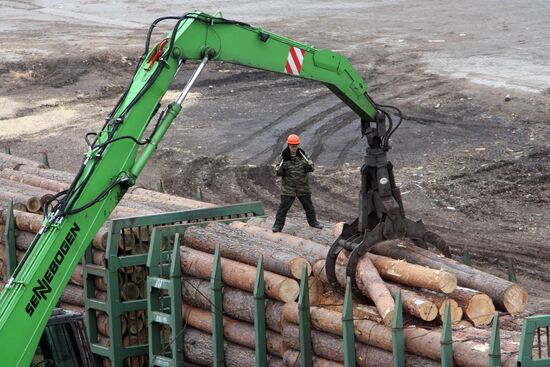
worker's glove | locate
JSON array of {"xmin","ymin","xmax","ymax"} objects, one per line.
[
  {"xmin": 276, "ymin": 160, "xmax": 286, "ymax": 176},
  {"xmin": 304, "ymin": 164, "xmax": 314, "ymax": 173}
]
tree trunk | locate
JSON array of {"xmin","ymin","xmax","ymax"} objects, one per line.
[
  {"xmin": 355, "ymin": 256, "xmax": 394, "ymax": 326},
  {"xmin": 314, "ymin": 260, "xmax": 433, "ymax": 324},
  {"xmin": 0, "ymin": 152, "xmax": 47, "ymax": 168},
  {"xmin": 229, "ymin": 220, "xmax": 328, "ymax": 262},
  {"xmin": 450, "ymin": 286, "xmax": 495, "ymax": 326},
  {"xmin": 182, "ymin": 304, "xmax": 283, "ymax": 357},
  {"xmin": 0, "ymin": 168, "xmax": 69, "ymax": 192},
  {"xmin": 246, "ymin": 216, "xmax": 334, "ymax": 246},
  {"xmin": 14, "ymin": 163, "xmax": 74, "ymax": 182},
  {"xmin": 283, "ymin": 303, "xmax": 518, "ymax": 367},
  {"xmin": 282, "ymin": 349, "xmax": 344, "ymax": 367},
  {"xmin": 313, "ymin": 290, "xmax": 383, "ymax": 324},
  {"xmin": 183, "ymin": 328, "xmax": 283, "ymax": 367},
  {"xmin": 183, "ymin": 223, "xmax": 311, "ymax": 279},
  {"xmin": 384, "ymin": 283, "xmax": 439, "ymax": 322},
  {"xmin": 388, "ymin": 283, "xmax": 462, "ymax": 324},
  {"xmin": 180, "ymin": 246, "xmax": 299, "ymax": 303},
  {"xmin": 181, "ymin": 278, "xmax": 285, "ymax": 332},
  {"xmin": 0, "ymin": 191, "xmax": 41, "ymax": 212},
  {"xmin": 127, "ymin": 187, "xmax": 215, "ymax": 209},
  {"xmin": 282, "ymin": 323, "xmax": 441, "ymax": 367},
  {"xmin": 372, "ymin": 239, "xmax": 528, "ymax": 314},
  {"xmin": 367, "ymin": 253, "xmax": 457, "ymax": 293}
]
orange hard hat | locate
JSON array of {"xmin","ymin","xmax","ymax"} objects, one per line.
[{"xmin": 287, "ymin": 134, "xmax": 300, "ymax": 145}]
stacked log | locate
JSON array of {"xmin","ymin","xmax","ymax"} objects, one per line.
[{"xmin": 0, "ymin": 153, "xmax": 530, "ymax": 366}]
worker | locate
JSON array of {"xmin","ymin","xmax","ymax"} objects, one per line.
[{"xmin": 272, "ymin": 134, "xmax": 323, "ymax": 232}]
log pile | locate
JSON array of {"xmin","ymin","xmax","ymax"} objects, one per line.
[{"xmin": 0, "ymin": 152, "xmax": 532, "ymax": 366}]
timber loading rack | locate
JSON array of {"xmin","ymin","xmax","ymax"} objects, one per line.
[{"xmin": 1, "ymin": 199, "xmax": 550, "ymax": 366}]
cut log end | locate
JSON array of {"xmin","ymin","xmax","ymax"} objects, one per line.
[
  {"xmin": 289, "ymin": 258, "xmax": 312, "ymax": 279},
  {"xmin": 439, "ymin": 299, "xmax": 463, "ymax": 324},
  {"xmin": 438, "ymin": 271, "xmax": 458, "ymax": 294},
  {"xmin": 465, "ymin": 294, "xmax": 495, "ymax": 326},
  {"xmin": 503, "ymin": 284, "xmax": 529, "ymax": 315},
  {"xmin": 278, "ymin": 279, "xmax": 300, "ymax": 303},
  {"xmin": 417, "ymin": 301, "xmax": 439, "ymax": 322}
]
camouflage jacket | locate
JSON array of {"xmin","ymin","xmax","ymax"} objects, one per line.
[{"xmin": 274, "ymin": 147, "xmax": 314, "ymax": 196}]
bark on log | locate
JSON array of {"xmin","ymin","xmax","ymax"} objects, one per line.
[
  {"xmin": 0, "ymin": 152, "xmax": 47, "ymax": 169},
  {"xmin": 0, "ymin": 168, "xmax": 69, "ymax": 192},
  {"xmin": 282, "ymin": 323, "xmax": 441, "ymax": 367},
  {"xmin": 246, "ymin": 216, "xmax": 334, "ymax": 246},
  {"xmin": 387, "ymin": 283, "xmax": 462, "ymax": 324},
  {"xmin": 283, "ymin": 303, "xmax": 518, "ymax": 367},
  {"xmin": 313, "ymin": 260, "xmax": 399, "ymax": 325},
  {"xmin": 180, "ymin": 246, "xmax": 299, "ymax": 303},
  {"xmin": 183, "ymin": 328, "xmax": 283, "ymax": 367},
  {"xmin": 127, "ymin": 187, "xmax": 215, "ymax": 209},
  {"xmin": 313, "ymin": 290, "xmax": 383, "ymax": 324},
  {"xmin": 372, "ymin": 239, "xmax": 528, "ymax": 314},
  {"xmin": 367, "ymin": 253, "xmax": 457, "ymax": 293},
  {"xmin": 356, "ymin": 256, "xmax": 394, "ymax": 326},
  {"xmin": 450, "ymin": 286, "xmax": 495, "ymax": 326},
  {"xmin": 0, "ymin": 208, "xmax": 138, "ymax": 252},
  {"xmin": 61, "ymin": 284, "xmax": 85, "ymax": 306},
  {"xmin": 229, "ymin": 220, "xmax": 328, "ymax": 263},
  {"xmin": 181, "ymin": 278, "xmax": 285, "ymax": 332},
  {"xmin": 182, "ymin": 305, "xmax": 283, "ymax": 357},
  {"xmin": 384, "ymin": 283, "xmax": 439, "ymax": 322},
  {"xmin": 0, "ymin": 191, "xmax": 41, "ymax": 212},
  {"xmin": 282, "ymin": 349, "xmax": 344, "ymax": 367},
  {"xmin": 183, "ymin": 223, "xmax": 311, "ymax": 279},
  {"xmin": 96, "ymin": 311, "xmax": 128, "ymax": 337}
]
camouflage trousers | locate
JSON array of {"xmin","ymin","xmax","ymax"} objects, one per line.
[{"xmin": 273, "ymin": 194, "xmax": 318, "ymax": 230}]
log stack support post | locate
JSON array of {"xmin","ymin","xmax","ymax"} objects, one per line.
[
  {"xmin": 81, "ymin": 202, "xmax": 265, "ymax": 366},
  {"xmin": 211, "ymin": 245, "xmax": 225, "ymax": 367},
  {"xmin": 488, "ymin": 311, "xmax": 501, "ymax": 367},
  {"xmin": 3, "ymin": 200, "xmax": 17, "ymax": 277},
  {"xmin": 342, "ymin": 277, "xmax": 356, "ymax": 367},
  {"xmin": 463, "ymin": 249, "xmax": 471, "ymax": 266},
  {"xmin": 253, "ymin": 256, "xmax": 268, "ymax": 367},
  {"xmin": 507, "ymin": 258, "xmax": 517, "ymax": 283},
  {"xmin": 298, "ymin": 265, "xmax": 313, "ymax": 367},
  {"xmin": 517, "ymin": 314, "xmax": 550, "ymax": 366},
  {"xmin": 391, "ymin": 290, "xmax": 405, "ymax": 367},
  {"xmin": 441, "ymin": 302, "xmax": 454, "ymax": 366},
  {"xmin": 146, "ymin": 230, "xmax": 184, "ymax": 366},
  {"xmin": 40, "ymin": 152, "xmax": 50, "ymax": 168},
  {"xmin": 155, "ymin": 180, "xmax": 165, "ymax": 193}
]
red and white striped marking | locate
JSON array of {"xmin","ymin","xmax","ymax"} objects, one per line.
[{"xmin": 285, "ymin": 46, "xmax": 306, "ymax": 76}]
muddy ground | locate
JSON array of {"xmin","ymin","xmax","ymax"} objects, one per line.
[{"xmin": 1, "ymin": 1, "xmax": 549, "ymax": 313}]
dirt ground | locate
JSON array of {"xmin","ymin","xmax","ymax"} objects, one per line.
[{"xmin": 1, "ymin": 1, "xmax": 549, "ymax": 314}]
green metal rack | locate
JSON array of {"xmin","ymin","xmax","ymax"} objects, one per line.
[{"xmin": 82, "ymin": 202, "xmax": 264, "ymax": 367}]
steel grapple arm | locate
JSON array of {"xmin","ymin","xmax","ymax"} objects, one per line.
[{"xmin": 0, "ymin": 12, "xmax": 447, "ymax": 365}]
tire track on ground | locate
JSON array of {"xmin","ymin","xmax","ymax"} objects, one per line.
[
  {"xmin": 217, "ymin": 92, "xmax": 332, "ymax": 156},
  {"xmin": 308, "ymin": 110, "xmax": 357, "ymax": 162},
  {"xmin": 258, "ymin": 102, "xmax": 348, "ymax": 165}
]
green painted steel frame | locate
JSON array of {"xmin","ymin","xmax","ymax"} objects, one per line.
[
  {"xmin": 253, "ymin": 256, "xmax": 268, "ymax": 367},
  {"xmin": 147, "ymin": 230, "xmax": 184, "ymax": 367},
  {"xmin": 298, "ymin": 266, "xmax": 313, "ymax": 367},
  {"xmin": 518, "ymin": 315, "xmax": 550, "ymax": 366},
  {"xmin": 82, "ymin": 202, "xmax": 264, "ymax": 366},
  {"xmin": 391, "ymin": 290, "xmax": 405, "ymax": 367},
  {"xmin": 342, "ymin": 277, "xmax": 356, "ymax": 367},
  {"xmin": 3, "ymin": 200, "xmax": 17, "ymax": 278}
]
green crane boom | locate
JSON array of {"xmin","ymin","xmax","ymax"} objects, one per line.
[{"xmin": 0, "ymin": 11, "xmax": 381, "ymax": 366}]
